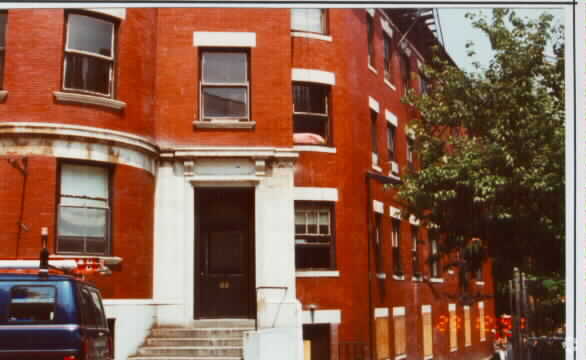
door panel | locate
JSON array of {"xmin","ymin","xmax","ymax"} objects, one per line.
[{"xmin": 196, "ymin": 188, "xmax": 254, "ymax": 318}]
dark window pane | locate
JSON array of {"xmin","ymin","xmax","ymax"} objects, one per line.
[
  {"xmin": 208, "ymin": 231, "xmax": 243, "ymax": 274},
  {"xmin": 293, "ymin": 84, "xmax": 327, "ymax": 114},
  {"xmin": 384, "ymin": 35, "xmax": 392, "ymax": 80},
  {"xmin": 64, "ymin": 53, "xmax": 111, "ymax": 94},
  {"xmin": 0, "ymin": 11, "xmax": 7, "ymax": 48},
  {"xmin": 86, "ymin": 237, "xmax": 107, "ymax": 254},
  {"xmin": 202, "ymin": 87, "xmax": 247, "ymax": 118},
  {"xmin": 371, "ymin": 111, "xmax": 377, "ymax": 153},
  {"xmin": 67, "ymin": 14, "xmax": 113, "ymax": 57},
  {"xmin": 57, "ymin": 236, "xmax": 85, "ymax": 253},
  {"xmin": 293, "ymin": 114, "xmax": 328, "ymax": 138},
  {"xmin": 0, "ymin": 51, "xmax": 4, "ymax": 89},
  {"xmin": 296, "ymin": 245, "xmax": 330, "ymax": 269},
  {"xmin": 203, "ymin": 52, "xmax": 247, "ymax": 83},
  {"xmin": 303, "ymin": 324, "xmax": 331, "ymax": 360},
  {"xmin": 9, "ymin": 286, "xmax": 56, "ymax": 322}
]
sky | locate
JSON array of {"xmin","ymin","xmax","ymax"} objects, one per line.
[{"xmin": 437, "ymin": 8, "xmax": 564, "ymax": 73}]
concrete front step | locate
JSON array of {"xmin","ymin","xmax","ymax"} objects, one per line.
[
  {"xmin": 146, "ymin": 338, "xmax": 243, "ymax": 347},
  {"xmin": 151, "ymin": 328, "xmax": 252, "ymax": 338},
  {"xmin": 186, "ymin": 319, "xmax": 255, "ymax": 329},
  {"xmin": 138, "ymin": 346, "xmax": 242, "ymax": 357}
]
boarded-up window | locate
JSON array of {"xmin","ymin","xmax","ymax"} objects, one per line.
[
  {"xmin": 302, "ymin": 324, "xmax": 330, "ymax": 360},
  {"xmin": 375, "ymin": 312, "xmax": 390, "ymax": 360},
  {"xmin": 479, "ymin": 302, "xmax": 486, "ymax": 342},
  {"xmin": 464, "ymin": 306, "xmax": 471, "ymax": 347},
  {"xmin": 393, "ymin": 307, "xmax": 406, "ymax": 357},
  {"xmin": 449, "ymin": 304, "xmax": 457, "ymax": 352},
  {"xmin": 422, "ymin": 305, "xmax": 433, "ymax": 358}
]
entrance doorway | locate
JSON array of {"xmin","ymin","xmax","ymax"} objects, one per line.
[{"xmin": 195, "ymin": 188, "xmax": 255, "ymax": 318}]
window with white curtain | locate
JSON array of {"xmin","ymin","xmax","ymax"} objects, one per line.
[
  {"xmin": 291, "ymin": 9, "xmax": 327, "ymax": 34},
  {"xmin": 57, "ymin": 163, "xmax": 110, "ymax": 255}
]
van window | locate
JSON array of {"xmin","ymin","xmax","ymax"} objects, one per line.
[
  {"xmin": 80, "ymin": 287, "xmax": 107, "ymax": 328},
  {"xmin": 8, "ymin": 286, "xmax": 56, "ymax": 322}
]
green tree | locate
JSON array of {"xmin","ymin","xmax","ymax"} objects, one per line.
[{"xmin": 396, "ymin": 9, "xmax": 564, "ymax": 296}]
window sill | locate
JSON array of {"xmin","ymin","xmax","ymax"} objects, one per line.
[
  {"xmin": 376, "ymin": 272, "xmax": 387, "ymax": 280},
  {"xmin": 372, "ymin": 164, "xmax": 382, "ymax": 172},
  {"xmin": 412, "ymin": 276, "xmax": 423, "ymax": 282},
  {"xmin": 53, "ymin": 91, "xmax": 126, "ymax": 111},
  {"xmin": 384, "ymin": 79, "xmax": 397, "ymax": 91},
  {"xmin": 387, "ymin": 172, "xmax": 401, "ymax": 181},
  {"xmin": 294, "ymin": 145, "xmax": 337, "ymax": 154},
  {"xmin": 395, "ymin": 355, "xmax": 407, "ymax": 360},
  {"xmin": 392, "ymin": 274, "xmax": 405, "ymax": 281},
  {"xmin": 450, "ymin": 348, "xmax": 458, "ymax": 352},
  {"xmin": 368, "ymin": 64, "xmax": 378, "ymax": 75},
  {"xmin": 476, "ymin": 281, "xmax": 485, "ymax": 286},
  {"xmin": 429, "ymin": 278, "xmax": 444, "ymax": 283},
  {"xmin": 291, "ymin": 31, "xmax": 332, "ymax": 42},
  {"xmin": 193, "ymin": 120, "xmax": 256, "ymax": 129},
  {"xmin": 296, "ymin": 270, "xmax": 340, "ymax": 278},
  {"xmin": 0, "ymin": 90, "xmax": 7, "ymax": 102},
  {"xmin": 50, "ymin": 254, "xmax": 123, "ymax": 266}
]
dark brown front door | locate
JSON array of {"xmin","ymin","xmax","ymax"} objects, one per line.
[{"xmin": 195, "ymin": 188, "xmax": 254, "ymax": 318}]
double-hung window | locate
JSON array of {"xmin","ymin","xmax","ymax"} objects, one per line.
[
  {"xmin": 201, "ymin": 51, "xmax": 250, "ymax": 122},
  {"xmin": 407, "ymin": 137, "xmax": 414, "ymax": 170},
  {"xmin": 387, "ymin": 123, "xmax": 396, "ymax": 162},
  {"xmin": 295, "ymin": 202, "xmax": 334, "ymax": 270},
  {"xmin": 57, "ymin": 163, "xmax": 111, "ymax": 256},
  {"xmin": 371, "ymin": 110, "xmax": 378, "ymax": 164},
  {"xmin": 429, "ymin": 232, "xmax": 440, "ymax": 278},
  {"xmin": 383, "ymin": 34, "xmax": 392, "ymax": 81},
  {"xmin": 399, "ymin": 50, "xmax": 411, "ymax": 94},
  {"xmin": 411, "ymin": 226, "xmax": 422, "ymax": 278},
  {"xmin": 0, "ymin": 11, "xmax": 6, "ymax": 90},
  {"xmin": 291, "ymin": 9, "xmax": 327, "ymax": 34},
  {"xmin": 391, "ymin": 219, "xmax": 402, "ymax": 276},
  {"xmin": 63, "ymin": 12, "xmax": 116, "ymax": 97},
  {"xmin": 366, "ymin": 13, "xmax": 374, "ymax": 67},
  {"xmin": 293, "ymin": 83, "xmax": 330, "ymax": 144}
]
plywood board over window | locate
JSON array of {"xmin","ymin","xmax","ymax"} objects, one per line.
[
  {"xmin": 464, "ymin": 305, "xmax": 472, "ymax": 347},
  {"xmin": 479, "ymin": 301, "xmax": 486, "ymax": 342},
  {"xmin": 449, "ymin": 304, "xmax": 458, "ymax": 352},
  {"xmin": 392, "ymin": 307, "xmax": 406, "ymax": 358},
  {"xmin": 375, "ymin": 308, "xmax": 390, "ymax": 360},
  {"xmin": 422, "ymin": 305, "xmax": 433, "ymax": 359}
]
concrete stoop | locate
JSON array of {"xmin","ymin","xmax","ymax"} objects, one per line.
[{"xmin": 129, "ymin": 319, "xmax": 255, "ymax": 360}]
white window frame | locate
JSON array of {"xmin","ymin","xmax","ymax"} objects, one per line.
[
  {"xmin": 291, "ymin": 8, "xmax": 327, "ymax": 35},
  {"xmin": 62, "ymin": 12, "xmax": 116, "ymax": 97},
  {"xmin": 295, "ymin": 202, "xmax": 335, "ymax": 270},
  {"xmin": 200, "ymin": 50, "xmax": 250, "ymax": 122},
  {"xmin": 293, "ymin": 82, "xmax": 331, "ymax": 144}
]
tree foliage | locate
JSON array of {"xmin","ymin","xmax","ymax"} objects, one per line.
[{"xmin": 397, "ymin": 9, "xmax": 564, "ymax": 286}]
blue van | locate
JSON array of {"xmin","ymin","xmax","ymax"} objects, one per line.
[{"xmin": 0, "ymin": 272, "xmax": 112, "ymax": 360}]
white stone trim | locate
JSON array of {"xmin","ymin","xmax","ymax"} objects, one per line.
[
  {"xmin": 0, "ymin": 90, "xmax": 7, "ymax": 102},
  {"xmin": 393, "ymin": 306, "xmax": 405, "ymax": 317},
  {"xmin": 193, "ymin": 31, "xmax": 256, "ymax": 47},
  {"xmin": 53, "ymin": 91, "xmax": 126, "ymax": 111},
  {"xmin": 430, "ymin": 278, "xmax": 444, "ymax": 283},
  {"xmin": 478, "ymin": 301, "xmax": 485, "ymax": 309},
  {"xmin": 368, "ymin": 64, "xmax": 378, "ymax": 75},
  {"xmin": 103, "ymin": 299, "xmax": 182, "ymax": 305},
  {"xmin": 368, "ymin": 96, "xmax": 379, "ymax": 113},
  {"xmin": 406, "ymin": 127, "xmax": 416, "ymax": 140},
  {"xmin": 449, "ymin": 303, "xmax": 456, "ymax": 311},
  {"xmin": 301, "ymin": 309, "xmax": 341, "ymax": 324},
  {"xmin": 366, "ymin": 8, "xmax": 375, "ymax": 17},
  {"xmin": 161, "ymin": 146, "xmax": 298, "ymax": 161},
  {"xmin": 296, "ymin": 271, "xmax": 340, "ymax": 278},
  {"xmin": 373, "ymin": 200, "xmax": 384, "ymax": 214},
  {"xmin": 374, "ymin": 307, "xmax": 389, "ymax": 318},
  {"xmin": 85, "ymin": 8, "xmax": 126, "ymax": 20},
  {"xmin": 291, "ymin": 31, "xmax": 332, "ymax": 42},
  {"xmin": 294, "ymin": 145, "xmax": 336, "ymax": 154},
  {"xmin": 291, "ymin": 68, "xmax": 335, "ymax": 86},
  {"xmin": 392, "ymin": 274, "xmax": 405, "ymax": 281},
  {"xmin": 193, "ymin": 120, "xmax": 255, "ymax": 129},
  {"xmin": 386, "ymin": 110, "xmax": 398, "ymax": 126},
  {"xmin": 294, "ymin": 187, "xmax": 338, "ymax": 202},
  {"xmin": 464, "ymin": 305, "xmax": 470, "ymax": 310},
  {"xmin": 395, "ymin": 355, "xmax": 407, "ymax": 360},
  {"xmin": 390, "ymin": 206, "xmax": 401, "ymax": 220},
  {"xmin": 384, "ymin": 79, "xmax": 397, "ymax": 91},
  {"xmin": 381, "ymin": 19, "xmax": 393, "ymax": 38},
  {"xmin": 421, "ymin": 305, "xmax": 432, "ymax": 314},
  {"xmin": 409, "ymin": 215, "xmax": 420, "ymax": 226},
  {"xmin": 476, "ymin": 281, "xmax": 486, "ymax": 286}
]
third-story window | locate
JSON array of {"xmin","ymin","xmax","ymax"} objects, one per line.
[
  {"xmin": 383, "ymin": 33, "xmax": 392, "ymax": 81},
  {"xmin": 371, "ymin": 110, "xmax": 378, "ymax": 159},
  {"xmin": 387, "ymin": 123, "xmax": 396, "ymax": 161},
  {"xmin": 374, "ymin": 213, "xmax": 383, "ymax": 274},
  {"xmin": 63, "ymin": 13, "xmax": 116, "ymax": 97},
  {"xmin": 407, "ymin": 137, "xmax": 414, "ymax": 170},
  {"xmin": 201, "ymin": 51, "xmax": 249, "ymax": 121},
  {"xmin": 429, "ymin": 232, "xmax": 440, "ymax": 278},
  {"xmin": 391, "ymin": 219, "xmax": 402, "ymax": 276},
  {"xmin": 57, "ymin": 163, "xmax": 110, "ymax": 256},
  {"xmin": 411, "ymin": 226, "xmax": 422, "ymax": 278},
  {"xmin": 366, "ymin": 13, "xmax": 374, "ymax": 67},
  {"xmin": 293, "ymin": 83, "xmax": 330, "ymax": 144},
  {"xmin": 399, "ymin": 50, "xmax": 411, "ymax": 94},
  {"xmin": 291, "ymin": 9, "xmax": 327, "ymax": 34},
  {"xmin": 0, "ymin": 11, "xmax": 6, "ymax": 90},
  {"xmin": 295, "ymin": 202, "xmax": 334, "ymax": 270}
]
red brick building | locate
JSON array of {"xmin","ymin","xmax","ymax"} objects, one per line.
[{"xmin": 0, "ymin": 7, "xmax": 495, "ymax": 360}]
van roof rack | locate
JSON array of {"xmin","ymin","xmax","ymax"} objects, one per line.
[{"xmin": 0, "ymin": 257, "xmax": 111, "ymax": 278}]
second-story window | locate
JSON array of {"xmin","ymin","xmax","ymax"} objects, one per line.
[
  {"xmin": 57, "ymin": 163, "xmax": 111, "ymax": 256},
  {"xmin": 0, "ymin": 11, "xmax": 6, "ymax": 90},
  {"xmin": 387, "ymin": 123, "xmax": 396, "ymax": 162},
  {"xmin": 63, "ymin": 12, "xmax": 116, "ymax": 97},
  {"xmin": 201, "ymin": 51, "xmax": 250, "ymax": 122},
  {"xmin": 411, "ymin": 226, "xmax": 422, "ymax": 278},
  {"xmin": 291, "ymin": 9, "xmax": 327, "ymax": 34},
  {"xmin": 383, "ymin": 33, "xmax": 392, "ymax": 81},
  {"xmin": 407, "ymin": 137, "xmax": 414, "ymax": 170},
  {"xmin": 371, "ymin": 110, "xmax": 378, "ymax": 161},
  {"xmin": 366, "ymin": 13, "xmax": 374, "ymax": 67},
  {"xmin": 295, "ymin": 202, "xmax": 335, "ymax": 270},
  {"xmin": 429, "ymin": 232, "xmax": 440, "ymax": 278},
  {"xmin": 293, "ymin": 83, "xmax": 330, "ymax": 145},
  {"xmin": 391, "ymin": 219, "xmax": 402, "ymax": 276}
]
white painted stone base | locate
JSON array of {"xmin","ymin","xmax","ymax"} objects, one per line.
[{"xmin": 243, "ymin": 326, "xmax": 303, "ymax": 360}]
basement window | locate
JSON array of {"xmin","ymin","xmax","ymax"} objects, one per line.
[
  {"xmin": 303, "ymin": 324, "xmax": 330, "ymax": 360},
  {"xmin": 293, "ymin": 83, "xmax": 330, "ymax": 145},
  {"xmin": 295, "ymin": 202, "xmax": 335, "ymax": 270},
  {"xmin": 57, "ymin": 163, "xmax": 111, "ymax": 256},
  {"xmin": 63, "ymin": 12, "xmax": 116, "ymax": 97}
]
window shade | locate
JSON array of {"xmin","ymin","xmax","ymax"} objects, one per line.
[{"xmin": 292, "ymin": 9, "xmax": 324, "ymax": 33}]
